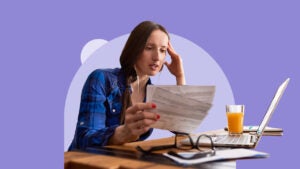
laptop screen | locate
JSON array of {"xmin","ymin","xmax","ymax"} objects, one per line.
[{"xmin": 256, "ymin": 78, "xmax": 290, "ymax": 136}]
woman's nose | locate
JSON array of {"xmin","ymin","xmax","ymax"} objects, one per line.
[{"xmin": 152, "ymin": 50, "xmax": 161, "ymax": 61}]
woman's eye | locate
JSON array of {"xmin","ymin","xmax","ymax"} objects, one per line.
[
  {"xmin": 145, "ymin": 46, "xmax": 152, "ymax": 50},
  {"xmin": 160, "ymin": 49, "xmax": 167, "ymax": 53}
]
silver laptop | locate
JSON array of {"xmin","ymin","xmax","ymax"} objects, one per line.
[{"xmin": 182, "ymin": 78, "xmax": 290, "ymax": 148}]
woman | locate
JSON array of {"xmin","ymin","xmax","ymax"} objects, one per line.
[{"xmin": 69, "ymin": 21, "xmax": 185, "ymax": 151}]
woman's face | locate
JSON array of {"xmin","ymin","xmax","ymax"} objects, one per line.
[{"xmin": 135, "ymin": 29, "xmax": 169, "ymax": 76}]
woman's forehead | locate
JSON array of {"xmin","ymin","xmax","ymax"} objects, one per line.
[{"xmin": 146, "ymin": 30, "xmax": 168, "ymax": 47}]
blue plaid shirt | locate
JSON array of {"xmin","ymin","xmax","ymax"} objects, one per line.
[{"xmin": 69, "ymin": 68, "xmax": 153, "ymax": 151}]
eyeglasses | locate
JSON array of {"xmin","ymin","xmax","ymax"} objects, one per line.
[{"xmin": 136, "ymin": 131, "xmax": 215, "ymax": 159}]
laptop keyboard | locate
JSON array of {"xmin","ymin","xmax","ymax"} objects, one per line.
[{"xmin": 214, "ymin": 135, "xmax": 250, "ymax": 144}]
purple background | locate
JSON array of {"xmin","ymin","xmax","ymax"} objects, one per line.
[{"xmin": 1, "ymin": 1, "xmax": 299, "ymax": 168}]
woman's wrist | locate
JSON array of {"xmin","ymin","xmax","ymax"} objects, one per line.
[
  {"xmin": 176, "ymin": 75, "xmax": 186, "ymax": 85},
  {"xmin": 108, "ymin": 125, "xmax": 138, "ymax": 145},
  {"xmin": 108, "ymin": 125, "xmax": 128, "ymax": 145}
]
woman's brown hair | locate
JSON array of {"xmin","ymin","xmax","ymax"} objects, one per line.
[{"xmin": 119, "ymin": 21, "xmax": 169, "ymax": 124}]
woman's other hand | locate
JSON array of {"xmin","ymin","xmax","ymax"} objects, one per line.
[
  {"xmin": 109, "ymin": 102, "xmax": 159, "ymax": 144},
  {"xmin": 165, "ymin": 42, "xmax": 186, "ymax": 85}
]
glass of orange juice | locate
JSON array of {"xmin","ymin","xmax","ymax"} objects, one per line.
[{"xmin": 226, "ymin": 105, "xmax": 244, "ymax": 135}]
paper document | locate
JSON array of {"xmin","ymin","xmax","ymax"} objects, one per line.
[
  {"xmin": 146, "ymin": 85, "xmax": 215, "ymax": 133},
  {"xmin": 164, "ymin": 148, "xmax": 269, "ymax": 165}
]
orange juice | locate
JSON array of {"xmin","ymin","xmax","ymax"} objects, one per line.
[{"xmin": 226, "ymin": 112, "xmax": 244, "ymax": 134}]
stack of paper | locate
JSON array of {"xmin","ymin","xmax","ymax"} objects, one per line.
[
  {"xmin": 146, "ymin": 85, "xmax": 215, "ymax": 133},
  {"xmin": 163, "ymin": 148, "xmax": 269, "ymax": 165}
]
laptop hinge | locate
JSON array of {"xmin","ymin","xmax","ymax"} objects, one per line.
[{"xmin": 250, "ymin": 135, "xmax": 258, "ymax": 143}]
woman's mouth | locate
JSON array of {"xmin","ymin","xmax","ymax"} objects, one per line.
[{"xmin": 149, "ymin": 63, "xmax": 159, "ymax": 71}]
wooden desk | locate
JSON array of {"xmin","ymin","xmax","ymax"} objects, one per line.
[{"xmin": 65, "ymin": 130, "xmax": 236, "ymax": 169}]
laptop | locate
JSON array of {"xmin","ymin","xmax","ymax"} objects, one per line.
[{"xmin": 181, "ymin": 78, "xmax": 290, "ymax": 148}]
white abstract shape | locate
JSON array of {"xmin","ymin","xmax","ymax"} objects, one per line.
[
  {"xmin": 64, "ymin": 34, "xmax": 235, "ymax": 151},
  {"xmin": 80, "ymin": 39, "xmax": 108, "ymax": 64}
]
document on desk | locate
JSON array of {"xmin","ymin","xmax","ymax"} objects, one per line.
[
  {"xmin": 146, "ymin": 85, "xmax": 215, "ymax": 133},
  {"xmin": 163, "ymin": 148, "xmax": 269, "ymax": 165}
]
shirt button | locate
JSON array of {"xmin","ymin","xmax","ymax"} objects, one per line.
[
  {"xmin": 80, "ymin": 122, "xmax": 84, "ymax": 126},
  {"xmin": 112, "ymin": 109, "xmax": 116, "ymax": 113}
]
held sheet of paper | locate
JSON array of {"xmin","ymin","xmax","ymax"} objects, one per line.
[{"xmin": 146, "ymin": 85, "xmax": 216, "ymax": 133}]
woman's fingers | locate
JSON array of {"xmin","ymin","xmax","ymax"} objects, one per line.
[
  {"xmin": 132, "ymin": 118, "xmax": 157, "ymax": 130},
  {"xmin": 123, "ymin": 102, "xmax": 160, "ymax": 138},
  {"xmin": 166, "ymin": 42, "xmax": 182, "ymax": 67},
  {"xmin": 126, "ymin": 109, "xmax": 159, "ymax": 123},
  {"xmin": 165, "ymin": 41, "xmax": 185, "ymax": 85},
  {"xmin": 167, "ymin": 42, "xmax": 180, "ymax": 59},
  {"xmin": 128, "ymin": 119, "xmax": 157, "ymax": 135},
  {"xmin": 126, "ymin": 102, "xmax": 156, "ymax": 115},
  {"xmin": 125, "ymin": 102, "xmax": 158, "ymax": 122},
  {"xmin": 124, "ymin": 116, "xmax": 157, "ymax": 137},
  {"xmin": 168, "ymin": 41, "xmax": 174, "ymax": 52},
  {"xmin": 136, "ymin": 110, "xmax": 159, "ymax": 121}
]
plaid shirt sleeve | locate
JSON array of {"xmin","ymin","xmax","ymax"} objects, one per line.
[
  {"xmin": 71, "ymin": 70, "xmax": 118, "ymax": 150},
  {"xmin": 69, "ymin": 69, "xmax": 153, "ymax": 151}
]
